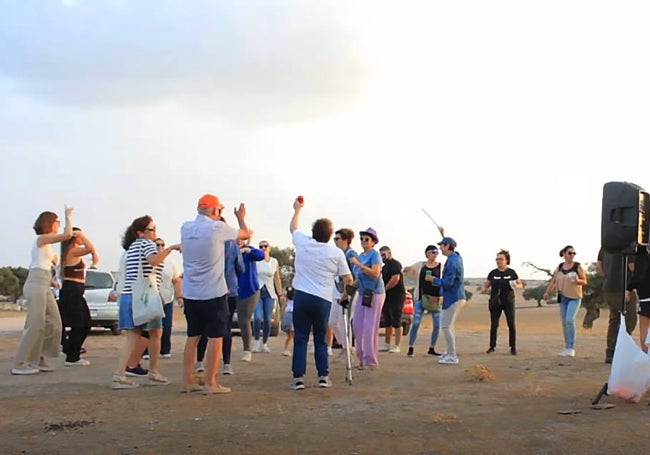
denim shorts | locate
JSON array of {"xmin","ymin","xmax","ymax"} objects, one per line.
[
  {"xmin": 118, "ymin": 293, "xmax": 163, "ymax": 330},
  {"xmin": 281, "ymin": 311, "xmax": 294, "ymax": 333}
]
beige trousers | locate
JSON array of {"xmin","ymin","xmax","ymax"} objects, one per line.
[{"xmin": 15, "ymin": 268, "xmax": 63, "ymax": 364}]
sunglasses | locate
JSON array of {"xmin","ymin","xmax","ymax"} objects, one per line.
[
  {"xmin": 566, "ymin": 252, "xmax": 576, "ymax": 256},
  {"xmin": 259, "ymin": 244, "xmax": 269, "ymax": 248},
  {"xmin": 145, "ymin": 226, "xmax": 156, "ymax": 232},
  {"xmin": 333, "ymin": 237, "xmax": 341, "ymax": 241},
  {"xmin": 426, "ymin": 250, "xmax": 438, "ymax": 255},
  {"xmin": 360, "ymin": 236, "xmax": 372, "ymax": 242},
  {"xmin": 156, "ymin": 243, "xmax": 165, "ymax": 247}
]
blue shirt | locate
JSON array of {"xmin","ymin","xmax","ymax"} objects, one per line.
[
  {"xmin": 181, "ymin": 214, "xmax": 239, "ymax": 300},
  {"xmin": 224, "ymin": 240, "xmax": 243, "ymax": 296},
  {"xmin": 236, "ymin": 246, "xmax": 265, "ymax": 300},
  {"xmin": 433, "ymin": 251, "xmax": 466, "ymax": 308},
  {"xmin": 354, "ymin": 249, "xmax": 385, "ymax": 294}
]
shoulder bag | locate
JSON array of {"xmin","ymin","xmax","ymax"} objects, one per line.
[{"xmin": 131, "ymin": 243, "xmax": 164, "ymax": 326}]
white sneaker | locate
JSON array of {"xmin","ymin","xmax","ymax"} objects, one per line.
[
  {"xmin": 438, "ymin": 354, "xmax": 459, "ymax": 364},
  {"xmin": 282, "ymin": 349, "xmax": 292, "ymax": 357},
  {"xmin": 558, "ymin": 348, "xmax": 576, "ymax": 357},
  {"xmin": 241, "ymin": 351, "xmax": 252, "ymax": 362},
  {"xmin": 65, "ymin": 359, "xmax": 91, "ymax": 367},
  {"xmin": 222, "ymin": 364, "xmax": 234, "ymax": 375},
  {"xmin": 252, "ymin": 340, "xmax": 262, "ymax": 353},
  {"xmin": 261, "ymin": 344, "xmax": 271, "ymax": 353},
  {"xmin": 318, "ymin": 376, "xmax": 333, "ymax": 388},
  {"xmin": 379, "ymin": 342, "xmax": 390, "ymax": 352},
  {"xmin": 142, "ymin": 354, "xmax": 150, "ymax": 360},
  {"xmin": 327, "ymin": 346, "xmax": 333, "ymax": 356},
  {"xmin": 161, "ymin": 353, "xmax": 172, "ymax": 359},
  {"xmin": 193, "ymin": 362, "xmax": 205, "ymax": 373},
  {"xmin": 389, "ymin": 345, "xmax": 400, "ymax": 353}
]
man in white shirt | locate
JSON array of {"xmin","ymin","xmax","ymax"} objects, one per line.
[{"xmin": 180, "ymin": 194, "xmax": 250, "ymax": 394}]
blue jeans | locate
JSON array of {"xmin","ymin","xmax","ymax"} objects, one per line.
[
  {"xmin": 253, "ymin": 295, "xmax": 275, "ymax": 343},
  {"xmin": 559, "ymin": 297, "xmax": 581, "ymax": 349},
  {"xmin": 408, "ymin": 300, "xmax": 440, "ymax": 347},
  {"xmin": 291, "ymin": 290, "xmax": 331, "ymax": 378}
]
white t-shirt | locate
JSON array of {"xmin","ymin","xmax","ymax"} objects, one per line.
[
  {"xmin": 291, "ymin": 230, "xmax": 351, "ymax": 302},
  {"xmin": 159, "ymin": 255, "xmax": 181, "ymax": 303}
]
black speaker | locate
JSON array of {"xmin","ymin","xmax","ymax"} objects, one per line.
[{"xmin": 601, "ymin": 181, "xmax": 650, "ymax": 254}]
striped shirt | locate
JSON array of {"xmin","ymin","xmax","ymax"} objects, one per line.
[{"xmin": 122, "ymin": 238, "xmax": 163, "ymax": 294}]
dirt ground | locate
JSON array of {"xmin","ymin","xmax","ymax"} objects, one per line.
[{"xmin": 1, "ymin": 293, "xmax": 649, "ymax": 455}]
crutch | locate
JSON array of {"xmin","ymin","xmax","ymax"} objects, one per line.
[{"xmin": 342, "ymin": 284, "xmax": 358, "ymax": 385}]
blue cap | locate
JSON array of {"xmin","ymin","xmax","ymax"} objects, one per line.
[{"xmin": 438, "ymin": 237, "xmax": 457, "ymax": 248}]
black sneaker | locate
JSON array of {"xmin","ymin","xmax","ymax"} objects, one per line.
[
  {"xmin": 125, "ymin": 364, "xmax": 149, "ymax": 377},
  {"xmin": 486, "ymin": 347, "xmax": 495, "ymax": 354},
  {"xmin": 510, "ymin": 348, "xmax": 517, "ymax": 356},
  {"xmin": 427, "ymin": 347, "xmax": 442, "ymax": 356},
  {"xmin": 407, "ymin": 347, "xmax": 414, "ymax": 357}
]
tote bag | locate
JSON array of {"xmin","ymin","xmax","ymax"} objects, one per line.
[{"xmin": 131, "ymin": 244, "xmax": 164, "ymax": 326}]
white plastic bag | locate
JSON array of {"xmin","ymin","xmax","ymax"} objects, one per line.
[{"xmin": 607, "ymin": 314, "xmax": 650, "ymax": 403}]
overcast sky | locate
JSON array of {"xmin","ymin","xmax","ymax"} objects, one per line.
[{"xmin": 2, "ymin": 1, "xmax": 649, "ymax": 279}]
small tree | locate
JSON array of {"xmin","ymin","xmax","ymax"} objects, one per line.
[
  {"xmin": 0, "ymin": 267, "xmax": 20, "ymax": 300},
  {"xmin": 523, "ymin": 285, "xmax": 550, "ymax": 307},
  {"xmin": 270, "ymin": 246, "xmax": 295, "ymax": 289}
]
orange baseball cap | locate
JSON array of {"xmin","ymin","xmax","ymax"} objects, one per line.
[{"xmin": 197, "ymin": 194, "xmax": 224, "ymax": 210}]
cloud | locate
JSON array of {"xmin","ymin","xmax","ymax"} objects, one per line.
[{"xmin": 0, "ymin": 1, "xmax": 372, "ymax": 123}]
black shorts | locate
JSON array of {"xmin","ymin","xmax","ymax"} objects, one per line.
[
  {"xmin": 638, "ymin": 301, "xmax": 650, "ymax": 318},
  {"xmin": 382, "ymin": 298, "xmax": 404, "ymax": 328},
  {"xmin": 184, "ymin": 295, "xmax": 229, "ymax": 338}
]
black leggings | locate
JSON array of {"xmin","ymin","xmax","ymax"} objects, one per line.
[
  {"xmin": 489, "ymin": 298, "xmax": 516, "ymax": 350},
  {"xmin": 58, "ymin": 280, "xmax": 91, "ymax": 362}
]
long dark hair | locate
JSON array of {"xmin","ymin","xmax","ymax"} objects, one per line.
[
  {"xmin": 122, "ymin": 215, "xmax": 152, "ymax": 250},
  {"xmin": 60, "ymin": 227, "xmax": 81, "ymax": 266}
]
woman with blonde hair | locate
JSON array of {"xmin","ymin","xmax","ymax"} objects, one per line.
[{"xmin": 12, "ymin": 206, "xmax": 73, "ymax": 375}]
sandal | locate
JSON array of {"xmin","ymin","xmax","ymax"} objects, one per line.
[
  {"xmin": 148, "ymin": 372, "xmax": 170, "ymax": 386},
  {"xmin": 112, "ymin": 375, "xmax": 138, "ymax": 390}
]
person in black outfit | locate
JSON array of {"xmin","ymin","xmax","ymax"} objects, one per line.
[
  {"xmin": 626, "ymin": 247, "xmax": 650, "ymax": 353},
  {"xmin": 480, "ymin": 250, "xmax": 523, "ymax": 355},
  {"xmin": 379, "ymin": 246, "xmax": 406, "ymax": 353}
]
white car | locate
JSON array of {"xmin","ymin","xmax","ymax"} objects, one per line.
[{"xmin": 85, "ymin": 269, "xmax": 121, "ymax": 335}]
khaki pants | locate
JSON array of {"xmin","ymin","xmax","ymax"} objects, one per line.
[
  {"xmin": 15, "ymin": 268, "xmax": 63, "ymax": 365},
  {"xmin": 606, "ymin": 290, "xmax": 638, "ymax": 359}
]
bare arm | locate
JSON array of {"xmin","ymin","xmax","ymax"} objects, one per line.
[
  {"xmin": 38, "ymin": 205, "xmax": 74, "ymax": 246},
  {"xmin": 290, "ymin": 197, "xmax": 303, "ymax": 233},
  {"xmin": 385, "ymin": 274, "xmax": 401, "ymax": 290},
  {"xmin": 146, "ymin": 244, "xmax": 181, "ymax": 267}
]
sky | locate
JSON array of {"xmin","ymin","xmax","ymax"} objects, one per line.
[{"xmin": 1, "ymin": 1, "xmax": 649, "ymax": 280}]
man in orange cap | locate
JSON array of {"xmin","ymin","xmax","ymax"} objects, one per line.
[{"xmin": 180, "ymin": 194, "xmax": 250, "ymax": 394}]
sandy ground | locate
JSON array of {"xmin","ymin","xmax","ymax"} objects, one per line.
[{"xmin": 1, "ymin": 293, "xmax": 648, "ymax": 455}]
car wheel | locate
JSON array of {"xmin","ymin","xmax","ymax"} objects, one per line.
[{"xmin": 110, "ymin": 325, "xmax": 121, "ymax": 336}]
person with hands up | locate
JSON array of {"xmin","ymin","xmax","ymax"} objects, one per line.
[
  {"xmin": 288, "ymin": 196, "xmax": 352, "ymax": 390},
  {"xmin": 13, "ymin": 205, "xmax": 74, "ymax": 375}
]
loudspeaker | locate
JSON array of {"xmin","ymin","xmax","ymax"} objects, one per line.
[{"xmin": 601, "ymin": 181, "xmax": 650, "ymax": 254}]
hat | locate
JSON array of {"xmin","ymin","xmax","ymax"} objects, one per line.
[
  {"xmin": 359, "ymin": 227, "xmax": 379, "ymax": 243},
  {"xmin": 438, "ymin": 237, "xmax": 457, "ymax": 248},
  {"xmin": 197, "ymin": 194, "xmax": 224, "ymax": 210}
]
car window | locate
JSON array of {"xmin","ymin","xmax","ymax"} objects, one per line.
[{"xmin": 85, "ymin": 271, "xmax": 114, "ymax": 289}]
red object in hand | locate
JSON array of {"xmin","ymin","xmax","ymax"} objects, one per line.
[{"xmin": 297, "ymin": 195, "xmax": 304, "ymax": 203}]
